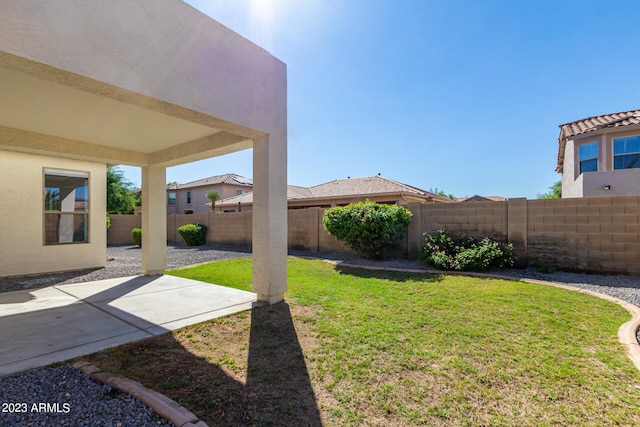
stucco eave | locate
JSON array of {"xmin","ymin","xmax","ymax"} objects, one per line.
[
  {"xmin": 0, "ymin": 125, "xmax": 148, "ymax": 165},
  {"xmin": 149, "ymin": 132, "xmax": 254, "ymax": 167}
]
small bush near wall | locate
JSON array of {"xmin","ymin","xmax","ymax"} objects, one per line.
[
  {"xmin": 533, "ymin": 259, "xmax": 556, "ymax": 274},
  {"xmin": 420, "ymin": 229, "xmax": 515, "ymax": 271},
  {"xmin": 178, "ymin": 223, "xmax": 208, "ymax": 246},
  {"xmin": 322, "ymin": 201, "xmax": 412, "ymax": 260},
  {"xmin": 184, "ymin": 209, "xmax": 194, "ymax": 214},
  {"xmin": 131, "ymin": 228, "xmax": 142, "ymax": 247}
]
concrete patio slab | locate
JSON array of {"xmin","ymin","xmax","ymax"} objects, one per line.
[{"xmin": 0, "ymin": 275, "xmax": 256, "ymax": 377}]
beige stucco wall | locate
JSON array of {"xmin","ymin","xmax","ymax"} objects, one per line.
[
  {"xmin": 0, "ymin": 151, "xmax": 106, "ymax": 277},
  {"xmin": 168, "ymin": 184, "xmax": 251, "ymax": 214},
  {"xmin": 562, "ymin": 129, "xmax": 640, "ymax": 198},
  {"xmin": 1, "ymin": 1, "xmax": 288, "ymax": 302},
  {"xmin": 0, "ymin": 0, "xmax": 286, "ymax": 152}
]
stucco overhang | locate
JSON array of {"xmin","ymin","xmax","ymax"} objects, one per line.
[{"xmin": 0, "ymin": 0, "xmax": 286, "ymax": 168}]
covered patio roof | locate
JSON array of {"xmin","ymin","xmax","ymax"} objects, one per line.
[{"xmin": 0, "ymin": 0, "xmax": 288, "ymax": 303}]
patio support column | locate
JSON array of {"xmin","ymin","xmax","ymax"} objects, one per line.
[
  {"xmin": 141, "ymin": 165, "xmax": 167, "ymax": 275},
  {"xmin": 252, "ymin": 134, "xmax": 287, "ymax": 303}
]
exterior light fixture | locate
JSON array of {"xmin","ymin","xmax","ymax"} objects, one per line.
[{"xmin": 603, "ymin": 185, "xmax": 611, "ymax": 191}]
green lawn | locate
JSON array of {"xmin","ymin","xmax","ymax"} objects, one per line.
[{"xmin": 90, "ymin": 258, "xmax": 640, "ymax": 426}]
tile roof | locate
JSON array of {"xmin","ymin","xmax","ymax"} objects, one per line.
[
  {"xmin": 556, "ymin": 109, "xmax": 640, "ymax": 172},
  {"xmin": 167, "ymin": 173, "xmax": 253, "ymax": 190},
  {"xmin": 216, "ymin": 185, "xmax": 313, "ymax": 206},
  {"xmin": 455, "ymin": 195, "xmax": 506, "ymax": 202},
  {"xmin": 308, "ymin": 175, "xmax": 443, "ymax": 199},
  {"xmin": 216, "ymin": 175, "xmax": 452, "ymax": 206}
]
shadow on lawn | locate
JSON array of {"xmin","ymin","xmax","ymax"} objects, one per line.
[
  {"xmin": 88, "ymin": 302, "xmax": 323, "ymax": 427},
  {"xmin": 335, "ymin": 264, "xmax": 444, "ymax": 283}
]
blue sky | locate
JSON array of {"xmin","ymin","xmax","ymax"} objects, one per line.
[{"xmin": 119, "ymin": 0, "xmax": 640, "ymax": 199}]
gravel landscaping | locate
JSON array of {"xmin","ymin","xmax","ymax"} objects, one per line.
[
  {"xmin": 0, "ymin": 245, "xmax": 252, "ymax": 294},
  {"xmin": 1, "ymin": 245, "xmax": 639, "ymax": 426},
  {"xmin": 0, "ymin": 365, "xmax": 173, "ymax": 427}
]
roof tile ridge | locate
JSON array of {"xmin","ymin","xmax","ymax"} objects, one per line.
[
  {"xmin": 376, "ymin": 175, "xmax": 428, "ymax": 195},
  {"xmin": 560, "ymin": 108, "xmax": 640, "ymax": 127}
]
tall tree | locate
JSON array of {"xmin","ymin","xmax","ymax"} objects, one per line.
[
  {"xmin": 107, "ymin": 167, "xmax": 137, "ymax": 214},
  {"xmin": 537, "ymin": 180, "xmax": 562, "ymax": 199}
]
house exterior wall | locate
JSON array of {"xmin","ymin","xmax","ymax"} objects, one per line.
[
  {"xmin": 562, "ymin": 128, "xmax": 640, "ymax": 197},
  {"xmin": 0, "ymin": 151, "xmax": 106, "ymax": 277},
  {"xmin": 168, "ymin": 184, "xmax": 251, "ymax": 214},
  {"xmin": 1, "ymin": 0, "xmax": 287, "ymax": 301},
  {"xmin": 0, "ymin": 0, "xmax": 287, "ymax": 145}
]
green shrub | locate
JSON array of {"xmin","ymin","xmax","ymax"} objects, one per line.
[
  {"xmin": 131, "ymin": 228, "xmax": 142, "ymax": 247},
  {"xmin": 420, "ymin": 229, "xmax": 515, "ymax": 271},
  {"xmin": 322, "ymin": 201, "xmax": 412, "ymax": 260},
  {"xmin": 178, "ymin": 223, "xmax": 208, "ymax": 246},
  {"xmin": 533, "ymin": 259, "xmax": 556, "ymax": 274},
  {"xmin": 183, "ymin": 209, "xmax": 194, "ymax": 214},
  {"xmin": 106, "ymin": 216, "xmax": 111, "ymax": 231}
]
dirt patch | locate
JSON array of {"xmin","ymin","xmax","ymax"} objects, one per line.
[{"xmin": 81, "ymin": 302, "xmax": 326, "ymax": 426}]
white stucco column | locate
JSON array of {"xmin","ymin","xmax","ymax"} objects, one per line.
[
  {"xmin": 141, "ymin": 165, "xmax": 167, "ymax": 275},
  {"xmin": 252, "ymin": 135, "xmax": 287, "ymax": 303}
]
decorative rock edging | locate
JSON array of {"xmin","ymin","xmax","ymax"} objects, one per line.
[
  {"xmin": 72, "ymin": 361, "xmax": 208, "ymax": 427},
  {"xmin": 321, "ymin": 259, "xmax": 640, "ymax": 374}
]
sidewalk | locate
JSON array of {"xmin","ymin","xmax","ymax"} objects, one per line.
[{"xmin": 0, "ymin": 275, "xmax": 256, "ymax": 377}]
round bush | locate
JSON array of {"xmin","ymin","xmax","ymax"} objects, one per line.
[
  {"xmin": 131, "ymin": 227, "xmax": 142, "ymax": 247},
  {"xmin": 178, "ymin": 223, "xmax": 208, "ymax": 246},
  {"xmin": 420, "ymin": 229, "xmax": 515, "ymax": 271},
  {"xmin": 322, "ymin": 201, "xmax": 412, "ymax": 260}
]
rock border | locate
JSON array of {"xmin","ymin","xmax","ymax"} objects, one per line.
[{"xmin": 72, "ymin": 361, "xmax": 208, "ymax": 427}]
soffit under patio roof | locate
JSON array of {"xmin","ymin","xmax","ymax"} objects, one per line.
[
  {"xmin": 0, "ymin": 0, "xmax": 285, "ymax": 169},
  {"xmin": 0, "ymin": 67, "xmax": 224, "ymax": 152},
  {"xmin": 0, "ymin": 59, "xmax": 257, "ymax": 168}
]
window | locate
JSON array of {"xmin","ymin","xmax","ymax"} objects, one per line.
[
  {"xmin": 614, "ymin": 135, "xmax": 640, "ymax": 169},
  {"xmin": 168, "ymin": 192, "xmax": 177, "ymax": 205},
  {"xmin": 236, "ymin": 190, "xmax": 248, "ymax": 196},
  {"xmin": 187, "ymin": 191, "xmax": 191, "ymax": 204},
  {"xmin": 579, "ymin": 142, "xmax": 598, "ymax": 174},
  {"xmin": 44, "ymin": 168, "xmax": 89, "ymax": 245}
]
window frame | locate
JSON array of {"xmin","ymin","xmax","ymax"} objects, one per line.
[
  {"xmin": 168, "ymin": 191, "xmax": 177, "ymax": 206},
  {"xmin": 613, "ymin": 135, "xmax": 640, "ymax": 170},
  {"xmin": 186, "ymin": 191, "xmax": 191, "ymax": 205},
  {"xmin": 578, "ymin": 141, "xmax": 598, "ymax": 175},
  {"xmin": 43, "ymin": 168, "xmax": 90, "ymax": 246}
]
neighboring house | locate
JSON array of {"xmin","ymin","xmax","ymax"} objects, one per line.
[
  {"xmin": 167, "ymin": 173, "xmax": 252, "ymax": 214},
  {"xmin": 557, "ymin": 109, "xmax": 640, "ymax": 197},
  {"xmin": 213, "ymin": 175, "xmax": 454, "ymax": 212},
  {"xmin": 1, "ymin": 0, "xmax": 288, "ymax": 303},
  {"xmin": 456, "ymin": 195, "xmax": 507, "ymax": 202}
]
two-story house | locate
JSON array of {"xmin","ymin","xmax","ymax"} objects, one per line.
[
  {"xmin": 557, "ymin": 109, "xmax": 640, "ymax": 197},
  {"xmin": 166, "ymin": 173, "xmax": 253, "ymax": 214}
]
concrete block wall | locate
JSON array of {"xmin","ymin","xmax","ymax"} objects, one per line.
[
  {"xmin": 287, "ymin": 208, "xmax": 318, "ymax": 251},
  {"xmin": 107, "ymin": 214, "xmax": 141, "ymax": 245},
  {"xmin": 526, "ymin": 196, "xmax": 640, "ymax": 274},
  {"xmin": 209, "ymin": 212, "xmax": 251, "ymax": 247},
  {"xmin": 406, "ymin": 196, "xmax": 640, "ymax": 274},
  {"xmin": 108, "ymin": 195, "xmax": 640, "ymax": 274}
]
